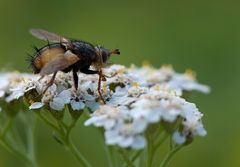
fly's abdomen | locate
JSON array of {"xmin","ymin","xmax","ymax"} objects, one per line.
[{"xmin": 30, "ymin": 43, "xmax": 66, "ymax": 73}]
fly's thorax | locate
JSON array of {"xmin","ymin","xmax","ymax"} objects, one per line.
[{"xmin": 70, "ymin": 41, "xmax": 96, "ymax": 60}]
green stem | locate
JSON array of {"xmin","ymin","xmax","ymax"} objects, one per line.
[
  {"xmin": 105, "ymin": 146, "xmax": 115, "ymax": 167},
  {"xmin": 159, "ymin": 145, "xmax": 183, "ymax": 167},
  {"xmin": 65, "ymin": 137, "xmax": 93, "ymax": 167},
  {"xmin": 63, "ymin": 119, "xmax": 93, "ymax": 167},
  {"xmin": 131, "ymin": 150, "xmax": 142, "ymax": 162},
  {"xmin": 118, "ymin": 149, "xmax": 135, "ymax": 167},
  {"xmin": 97, "ymin": 128, "xmax": 115, "ymax": 167},
  {"xmin": 147, "ymin": 133, "xmax": 153, "ymax": 167},
  {"xmin": 153, "ymin": 132, "xmax": 169, "ymax": 153},
  {"xmin": 0, "ymin": 117, "xmax": 32, "ymax": 166},
  {"xmin": 1, "ymin": 117, "xmax": 13, "ymax": 138},
  {"xmin": 122, "ymin": 150, "xmax": 142, "ymax": 167},
  {"xmin": 26, "ymin": 119, "xmax": 38, "ymax": 167},
  {"xmin": 0, "ymin": 138, "xmax": 32, "ymax": 166},
  {"xmin": 65, "ymin": 119, "xmax": 77, "ymax": 141},
  {"xmin": 36, "ymin": 110, "xmax": 92, "ymax": 167},
  {"xmin": 36, "ymin": 111, "xmax": 61, "ymax": 134}
]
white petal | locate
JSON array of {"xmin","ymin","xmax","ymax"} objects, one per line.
[
  {"xmin": 5, "ymin": 91, "xmax": 24, "ymax": 102},
  {"xmin": 25, "ymin": 86, "xmax": 35, "ymax": 92},
  {"xmin": 105, "ymin": 130, "xmax": 122, "ymax": 145},
  {"xmin": 70, "ymin": 100, "xmax": 85, "ymax": 110},
  {"xmin": 162, "ymin": 109, "xmax": 179, "ymax": 122},
  {"xmin": 0, "ymin": 91, "xmax": 5, "ymax": 98},
  {"xmin": 29, "ymin": 102, "xmax": 44, "ymax": 110},
  {"xmin": 132, "ymin": 119, "xmax": 148, "ymax": 133},
  {"xmin": 50, "ymin": 97, "xmax": 65, "ymax": 111},
  {"xmin": 195, "ymin": 125, "xmax": 207, "ymax": 136},
  {"xmin": 84, "ymin": 116, "xmax": 106, "ymax": 126},
  {"xmin": 48, "ymin": 84, "xmax": 57, "ymax": 93},
  {"xmin": 85, "ymin": 101, "xmax": 99, "ymax": 111},
  {"xmin": 146, "ymin": 109, "xmax": 161, "ymax": 123},
  {"xmin": 172, "ymin": 131, "xmax": 186, "ymax": 144},
  {"xmin": 84, "ymin": 117, "xmax": 98, "ymax": 126},
  {"xmin": 58, "ymin": 90, "xmax": 71, "ymax": 104},
  {"xmin": 118, "ymin": 136, "xmax": 134, "ymax": 148},
  {"xmin": 83, "ymin": 94, "xmax": 95, "ymax": 101},
  {"xmin": 104, "ymin": 119, "xmax": 116, "ymax": 130},
  {"xmin": 132, "ymin": 136, "xmax": 146, "ymax": 149}
]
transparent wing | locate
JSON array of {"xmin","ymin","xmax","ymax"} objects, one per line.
[
  {"xmin": 29, "ymin": 28, "xmax": 69, "ymax": 43},
  {"xmin": 40, "ymin": 51, "xmax": 80, "ymax": 75}
]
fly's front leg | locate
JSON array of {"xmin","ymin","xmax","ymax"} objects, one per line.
[
  {"xmin": 97, "ymin": 70, "xmax": 106, "ymax": 104},
  {"xmin": 80, "ymin": 67, "xmax": 106, "ymax": 104},
  {"xmin": 102, "ymin": 73, "xmax": 118, "ymax": 79}
]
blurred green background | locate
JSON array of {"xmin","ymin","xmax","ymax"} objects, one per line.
[{"xmin": 0, "ymin": 0, "xmax": 239, "ymax": 167}]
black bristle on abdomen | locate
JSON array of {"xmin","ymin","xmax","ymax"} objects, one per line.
[
  {"xmin": 31, "ymin": 45, "xmax": 40, "ymax": 52},
  {"xmin": 26, "ymin": 49, "xmax": 40, "ymax": 74}
]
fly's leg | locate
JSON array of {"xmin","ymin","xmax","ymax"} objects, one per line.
[
  {"xmin": 98, "ymin": 70, "xmax": 106, "ymax": 104},
  {"xmin": 72, "ymin": 70, "xmax": 79, "ymax": 90},
  {"xmin": 102, "ymin": 72, "xmax": 118, "ymax": 79},
  {"xmin": 38, "ymin": 75, "xmax": 44, "ymax": 81},
  {"xmin": 41, "ymin": 72, "xmax": 57, "ymax": 95},
  {"xmin": 80, "ymin": 67, "xmax": 106, "ymax": 104}
]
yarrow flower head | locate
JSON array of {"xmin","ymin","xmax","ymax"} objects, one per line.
[{"xmin": 0, "ymin": 64, "xmax": 209, "ymax": 149}]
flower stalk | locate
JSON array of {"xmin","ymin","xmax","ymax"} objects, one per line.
[
  {"xmin": 0, "ymin": 113, "xmax": 39, "ymax": 167},
  {"xmin": 159, "ymin": 144, "xmax": 183, "ymax": 167}
]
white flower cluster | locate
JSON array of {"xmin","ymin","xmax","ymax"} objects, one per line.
[{"xmin": 0, "ymin": 64, "xmax": 209, "ymax": 149}]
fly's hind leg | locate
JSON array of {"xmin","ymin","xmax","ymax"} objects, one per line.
[
  {"xmin": 41, "ymin": 72, "xmax": 57, "ymax": 96},
  {"xmin": 38, "ymin": 75, "xmax": 44, "ymax": 81}
]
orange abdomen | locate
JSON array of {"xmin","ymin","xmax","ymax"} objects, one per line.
[{"xmin": 30, "ymin": 43, "xmax": 66, "ymax": 73}]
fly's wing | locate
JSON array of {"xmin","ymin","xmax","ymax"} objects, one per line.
[
  {"xmin": 40, "ymin": 51, "xmax": 80, "ymax": 75},
  {"xmin": 29, "ymin": 28, "xmax": 69, "ymax": 43}
]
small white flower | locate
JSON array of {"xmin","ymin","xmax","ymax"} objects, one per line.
[
  {"xmin": 6, "ymin": 79, "xmax": 36, "ymax": 103},
  {"xmin": 168, "ymin": 73, "xmax": 210, "ymax": 94},
  {"xmin": 108, "ymin": 94, "xmax": 135, "ymax": 107},
  {"xmin": 6, "ymin": 88, "xmax": 25, "ymax": 102},
  {"xmin": 159, "ymin": 99, "xmax": 181, "ymax": 122},
  {"xmin": 49, "ymin": 90, "xmax": 71, "ymax": 111},
  {"xmin": 85, "ymin": 105, "xmax": 127, "ymax": 130},
  {"xmin": 128, "ymin": 83, "xmax": 148, "ymax": 97},
  {"xmin": 103, "ymin": 64, "xmax": 126, "ymax": 76},
  {"xmin": 130, "ymin": 98, "xmax": 162, "ymax": 123},
  {"xmin": 104, "ymin": 123, "xmax": 146, "ymax": 149}
]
